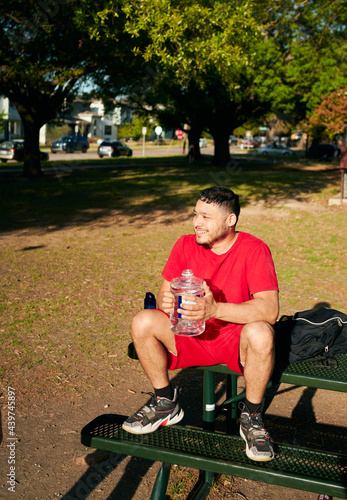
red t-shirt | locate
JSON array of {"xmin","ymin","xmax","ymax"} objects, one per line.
[{"xmin": 162, "ymin": 232, "xmax": 278, "ymax": 331}]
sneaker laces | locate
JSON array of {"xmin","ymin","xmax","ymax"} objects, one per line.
[
  {"xmin": 239, "ymin": 402, "xmax": 268, "ymax": 433},
  {"xmin": 133, "ymin": 389, "xmax": 178, "ymax": 418},
  {"xmin": 131, "ymin": 392, "xmax": 156, "ymax": 418},
  {"xmin": 249, "ymin": 412, "xmax": 265, "ymax": 430}
]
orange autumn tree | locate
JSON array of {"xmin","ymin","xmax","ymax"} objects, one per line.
[{"xmin": 308, "ymin": 87, "xmax": 347, "ymax": 142}]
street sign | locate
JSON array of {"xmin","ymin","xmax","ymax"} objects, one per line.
[
  {"xmin": 142, "ymin": 127, "xmax": 147, "ymax": 135},
  {"xmin": 259, "ymin": 126, "xmax": 267, "ymax": 130},
  {"xmin": 175, "ymin": 129, "xmax": 184, "ymax": 139},
  {"xmin": 155, "ymin": 126, "xmax": 162, "ymax": 136}
]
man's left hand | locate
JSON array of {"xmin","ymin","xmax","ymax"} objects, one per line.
[{"xmin": 178, "ymin": 282, "xmax": 216, "ymax": 321}]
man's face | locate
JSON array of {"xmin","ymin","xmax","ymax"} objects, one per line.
[{"xmin": 193, "ymin": 199, "xmax": 233, "ymax": 247}]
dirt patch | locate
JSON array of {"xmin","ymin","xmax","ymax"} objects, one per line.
[{"xmin": 0, "ymin": 193, "xmax": 346, "ymax": 500}]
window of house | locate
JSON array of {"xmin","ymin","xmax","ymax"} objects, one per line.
[{"xmin": 104, "ymin": 125, "xmax": 112, "ymax": 135}]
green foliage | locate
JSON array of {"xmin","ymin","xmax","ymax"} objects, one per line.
[
  {"xmin": 118, "ymin": 115, "xmax": 153, "ymax": 140},
  {"xmin": 0, "ymin": 0, "xmax": 136, "ymax": 176},
  {"xmin": 122, "ymin": 0, "xmax": 261, "ymax": 91},
  {"xmin": 1, "ymin": 0, "xmax": 346, "ymax": 174},
  {"xmin": 46, "ymin": 125, "xmax": 71, "ymax": 144},
  {"xmin": 0, "ymin": 110, "xmax": 7, "ymax": 134},
  {"xmin": 254, "ymin": 0, "xmax": 347, "ymax": 123}
]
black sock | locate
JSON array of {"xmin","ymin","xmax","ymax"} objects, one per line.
[
  {"xmin": 155, "ymin": 385, "xmax": 174, "ymax": 400},
  {"xmin": 244, "ymin": 398, "xmax": 262, "ymax": 414}
]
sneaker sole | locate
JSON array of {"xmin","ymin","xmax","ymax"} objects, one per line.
[
  {"xmin": 122, "ymin": 408, "xmax": 184, "ymax": 435},
  {"xmin": 239, "ymin": 426, "xmax": 275, "ymax": 462}
]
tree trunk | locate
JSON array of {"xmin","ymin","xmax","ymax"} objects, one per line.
[
  {"xmin": 188, "ymin": 126, "xmax": 203, "ymax": 161},
  {"xmin": 8, "ymin": 83, "xmax": 75, "ymax": 178},
  {"xmin": 211, "ymin": 128, "xmax": 230, "ymax": 166},
  {"xmin": 21, "ymin": 119, "xmax": 43, "ymax": 177}
]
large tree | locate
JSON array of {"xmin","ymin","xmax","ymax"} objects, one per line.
[
  {"xmin": 0, "ymin": 0, "xmax": 133, "ymax": 177},
  {"xmin": 253, "ymin": 0, "xmax": 347, "ymax": 128},
  {"xmin": 88, "ymin": 0, "xmax": 266, "ymax": 165},
  {"xmin": 120, "ymin": 0, "xmax": 347, "ymax": 161}
]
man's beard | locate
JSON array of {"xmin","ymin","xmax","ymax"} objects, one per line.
[{"xmin": 195, "ymin": 226, "xmax": 229, "ymax": 246}]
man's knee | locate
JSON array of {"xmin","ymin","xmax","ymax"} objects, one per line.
[
  {"xmin": 241, "ymin": 321, "xmax": 274, "ymax": 354},
  {"xmin": 131, "ymin": 309, "xmax": 152, "ymax": 339},
  {"xmin": 131, "ymin": 309, "xmax": 168, "ymax": 341}
]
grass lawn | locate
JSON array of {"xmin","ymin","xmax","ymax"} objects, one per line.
[{"xmin": 0, "ymin": 155, "xmax": 346, "ymax": 406}]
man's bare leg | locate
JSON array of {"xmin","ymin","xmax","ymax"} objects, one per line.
[
  {"xmin": 130, "ymin": 308, "xmax": 176, "ymax": 389},
  {"xmin": 239, "ymin": 321, "xmax": 275, "ymax": 404},
  {"xmin": 238, "ymin": 321, "xmax": 275, "ymax": 461},
  {"xmin": 122, "ymin": 309, "xmax": 184, "ymax": 434}
]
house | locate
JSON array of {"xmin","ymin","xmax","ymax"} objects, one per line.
[
  {"xmin": 0, "ymin": 96, "xmax": 129, "ymax": 144},
  {"xmin": 53, "ymin": 99, "xmax": 128, "ymax": 142},
  {"xmin": 0, "ymin": 96, "xmax": 23, "ymax": 141}
]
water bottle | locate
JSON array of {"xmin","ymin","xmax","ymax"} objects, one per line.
[{"xmin": 170, "ymin": 269, "xmax": 205, "ymax": 336}]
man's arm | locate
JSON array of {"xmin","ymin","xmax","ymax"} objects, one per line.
[
  {"xmin": 178, "ymin": 283, "xmax": 279, "ymax": 326},
  {"xmin": 210, "ymin": 290, "xmax": 279, "ymax": 325},
  {"xmin": 158, "ymin": 278, "xmax": 279, "ymax": 325}
]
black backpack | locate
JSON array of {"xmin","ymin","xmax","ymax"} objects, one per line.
[{"xmin": 275, "ymin": 307, "xmax": 347, "ymax": 365}]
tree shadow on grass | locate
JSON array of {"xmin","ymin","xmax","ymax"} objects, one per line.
[{"xmin": 0, "ymin": 159, "xmax": 340, "ymax": 233}]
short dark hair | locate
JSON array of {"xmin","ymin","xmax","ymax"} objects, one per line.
[{"xmin": 198, "ymin": 187, "xmax": 240, "ymax": 221}]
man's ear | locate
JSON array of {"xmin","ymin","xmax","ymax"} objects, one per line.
[{"xmin": 227, "ymin": 213, "xmax": 237, "ymax": 228}]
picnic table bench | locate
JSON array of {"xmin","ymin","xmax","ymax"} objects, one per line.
[{"xmin": 81, "ymin": 346, "xmax": 347, "ymax": 499}]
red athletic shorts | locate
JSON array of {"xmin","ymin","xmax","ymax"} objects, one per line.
[{"xmin": 160, "ymin": 310, "xmax": 244, "ymax": 375}]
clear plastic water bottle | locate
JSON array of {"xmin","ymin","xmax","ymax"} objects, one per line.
[{"xmin": 170, "ymin": 269, "xmax": 205, "ymax": 336}]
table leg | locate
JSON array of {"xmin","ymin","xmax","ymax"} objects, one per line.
[{"xmin": 150, "ymin": 462, "xmax": 171, "ymax": 500}]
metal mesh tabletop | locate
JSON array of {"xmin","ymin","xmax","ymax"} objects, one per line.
[{"xmin": 274, "ymin": 354, "xmax": 347, "ymax": 391}]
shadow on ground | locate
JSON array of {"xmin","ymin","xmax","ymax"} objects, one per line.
[{"xmin": 0, "ymin": 158, "xmax": 340, "ymax": 233}]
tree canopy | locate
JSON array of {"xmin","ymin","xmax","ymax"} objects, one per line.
[
  {"xmin": 1, "ymin": 0, "xmax": 347, "ymax": 176},
  {"xmin": 253, "ymin": 0, "xmax": 347, "ymax": 123},
  {"xmin": 122, "ymin": 0, "xmax": 261, "ymax": 90},
  {"xmin": 0, "ymin": 0, "xmax": 134, "ymax": 176}
]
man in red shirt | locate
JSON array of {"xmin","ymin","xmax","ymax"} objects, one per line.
[{"xmin": 123, "ymin": 187, "xmax": 279, "ymax": 462}]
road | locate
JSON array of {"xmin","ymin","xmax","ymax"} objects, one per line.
[
  {"xmin": 0, "ymin": 144, "xmax": 249, "ymax": 172},
  {"xmin": 47, "ymin": 143, "xmax": 217, "ymax": 161}
]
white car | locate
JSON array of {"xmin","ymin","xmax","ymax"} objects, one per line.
[
  {"xmin": 97, "ymin": 141, "xmax": 132, "ymax": 158},
  {"xmin": 199, "ymin": 138, "xmax": 207, "ymax": 148},
  {"xmin": 258, "ymin": 144, "xmax": 297, "ymax": 156}
]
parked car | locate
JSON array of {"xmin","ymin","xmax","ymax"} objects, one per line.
[
  {"xmin": 306, "ymin": 143, "xmax": 340, "ymax": 160},
  {"xmin": 229, "ymin": 135, "xmax": 238, "ymax": 146},
  {"xmin": 199, "ymin": 138, "xmax": 207, "ymax": 148},
  {"xmin": 50, "ymin": 135, "xmax": 89, "ymax": 153},
  {"xmin": 240, "ymin": 138, "xmax": 259, "ymax": 149},
  {"xmin": 257, "ymin": 143, "xmax": 297, "ymax": 156},
  {"xmin": 97, "ymin": 140, "xmax": 132, "ymax": 158},
  {"xmin": 0, "ymin": 139, "xmax": 49, "ymax": 162}
]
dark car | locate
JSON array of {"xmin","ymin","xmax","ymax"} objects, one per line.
[
  {"xmin": 306, "ymin": 143, "xmax": 340, "ymax": 160},
  {"xmin": 0, "ymin": 139, "xmax": 49, "ymax": 162},
  {"xmin": 50, "ymin": 135, "xmax": 90, "ymax": 154},
  {"xmin": 97, "ymin": 140, "xmax": 133, "ymax": 158}
]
